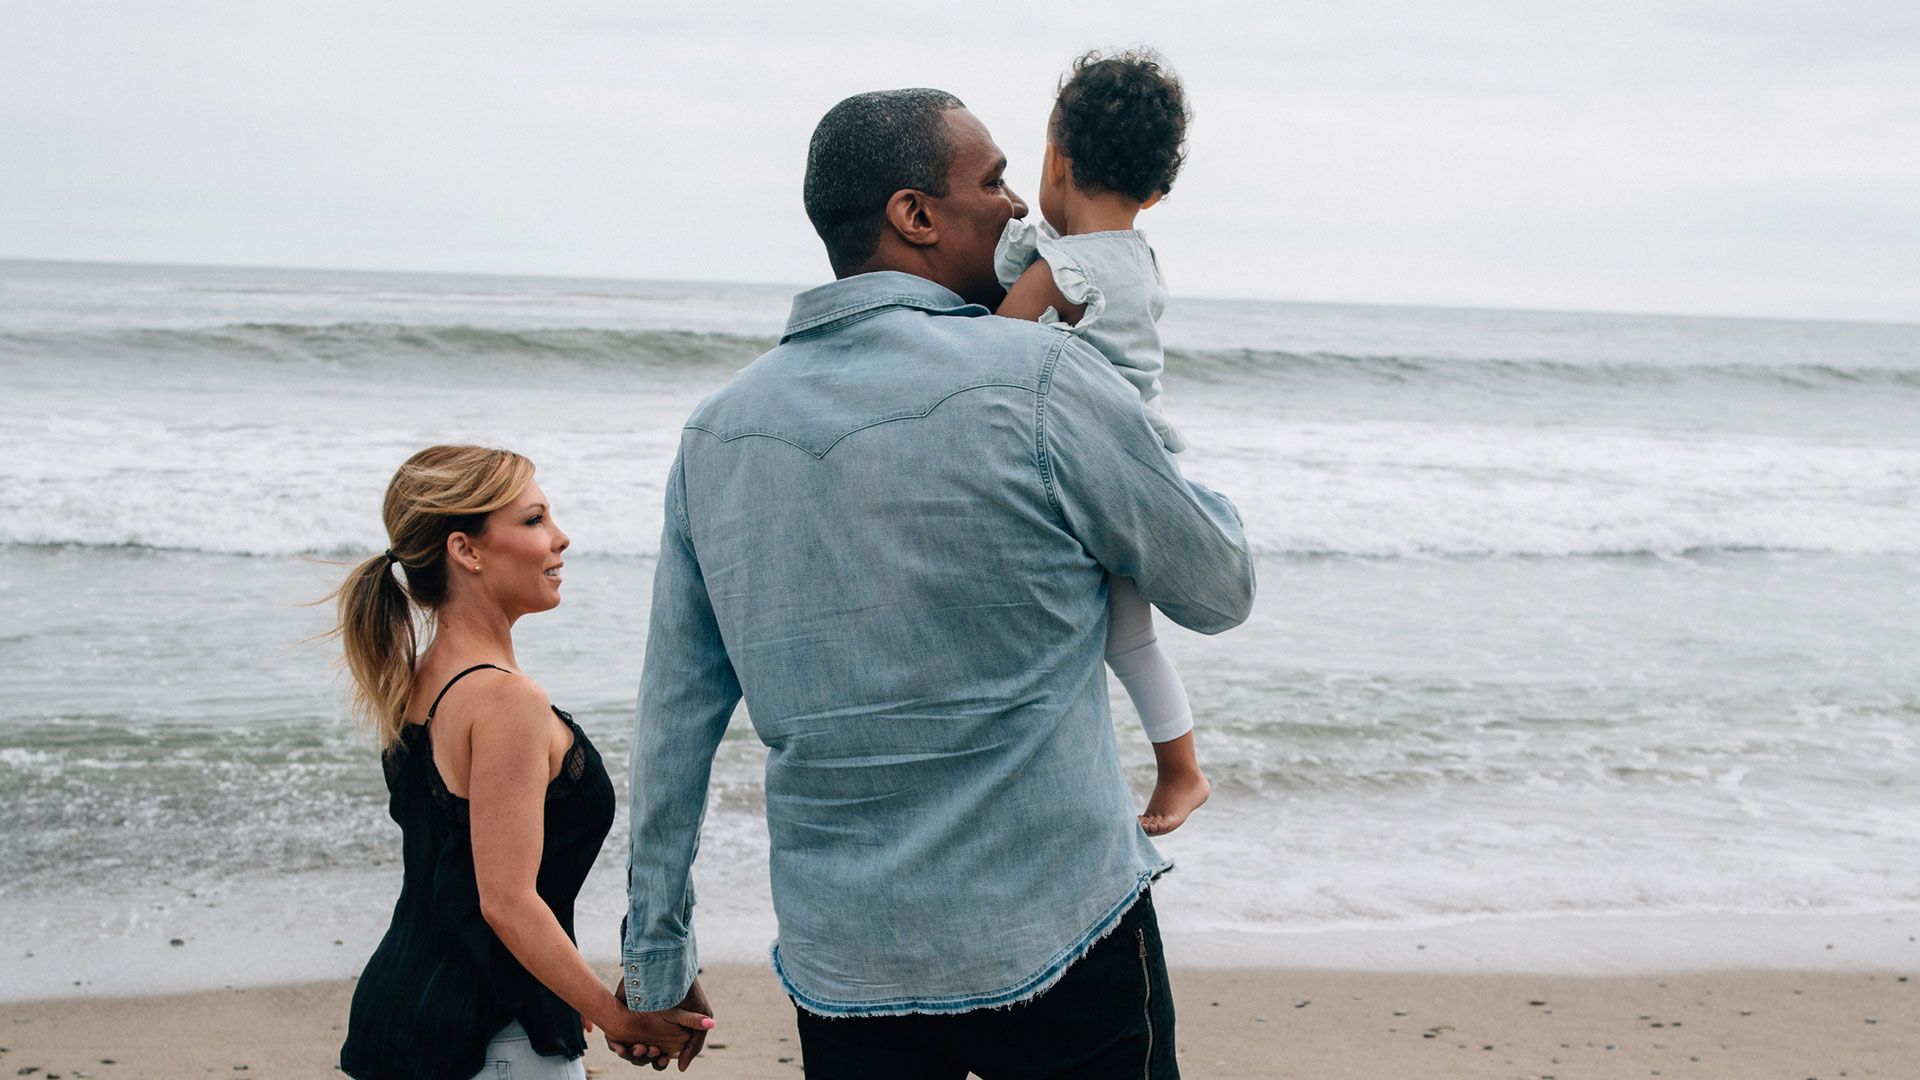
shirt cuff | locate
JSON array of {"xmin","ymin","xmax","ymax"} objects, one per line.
[{"xmin": 622, "ymin": 940, "xmax": 699, "ymax": 1013}]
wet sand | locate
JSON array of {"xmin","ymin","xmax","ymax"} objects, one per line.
[{"xmin": 2, "ymin": 963, "xmax": 1915, "ymax": 1078}]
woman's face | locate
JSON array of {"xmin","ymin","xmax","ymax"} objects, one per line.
[{"xmin": 462, "ymin": 478, "xmax": 569, "ymax": 618}]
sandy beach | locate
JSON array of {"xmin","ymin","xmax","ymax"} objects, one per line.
[{"xmin": 2, "ymin": 962, "xmax": 1914, "ymax": 1079}]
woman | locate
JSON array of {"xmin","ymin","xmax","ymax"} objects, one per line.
[{"xmin": 333, "ymin": 445, "xmax": 712, "ymax": 1079}]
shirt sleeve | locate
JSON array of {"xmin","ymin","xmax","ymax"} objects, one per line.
[
  {"xmin": 1039, "ymin": 335, "xmax": 1255, "ymax": 634},
  {"xmin": 622, "ymin": 452, "xmax": 742, "ymax": 1012}
]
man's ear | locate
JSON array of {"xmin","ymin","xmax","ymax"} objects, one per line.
[
  {"xmin": 884, "ymin": 188, "xmax": 939, "ymax": 249},
  {"xmin": 1140, "ymin": 190, "xmax": 1163, "ymax": 210}
]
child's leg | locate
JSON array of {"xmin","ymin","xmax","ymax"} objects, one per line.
[{"xmin": 1106, "ymin": 576, "xmax": 1210, "ymax": 836}]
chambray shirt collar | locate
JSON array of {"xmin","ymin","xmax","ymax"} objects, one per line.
[{"xmin": 781, "ymin": 271, "xmax": 988, "ymax": 343}]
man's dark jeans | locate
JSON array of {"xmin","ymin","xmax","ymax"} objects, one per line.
[{"xmin": 793, "ymin": 890, "xmax": 1178, "ymax": 1079}]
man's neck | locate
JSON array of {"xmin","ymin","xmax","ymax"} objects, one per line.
[{"xmin": 843, "ymin": 250, "xmax": 966, "ymax": 298}]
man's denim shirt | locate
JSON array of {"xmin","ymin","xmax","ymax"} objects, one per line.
[{"xmin": 623, "ymin": 271, "xmax": 1255, "ymax": 1017}]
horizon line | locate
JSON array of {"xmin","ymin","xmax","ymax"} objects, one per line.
[{"xmin": 4, "ymin": 253, "xmax": 1915, "ymax": 331}]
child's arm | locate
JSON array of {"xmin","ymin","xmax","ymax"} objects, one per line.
[{"xmin": 998, "ymin": 259, "xmax": 1088, "ymax": 325}]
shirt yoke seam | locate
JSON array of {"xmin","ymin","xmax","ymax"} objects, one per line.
[{"xmin": 684, "ymin": 381, "xmax": 1039, "ymax": 460}]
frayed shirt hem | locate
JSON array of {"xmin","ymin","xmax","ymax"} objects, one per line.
[{"xmin": 774, "ymin": 860, "xmax": 1172, "ymax": 1018}]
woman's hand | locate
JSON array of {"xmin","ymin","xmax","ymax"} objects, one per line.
[{"xmin": 603, "ymin": 977, "xmax": 716, "ymax": 1071}]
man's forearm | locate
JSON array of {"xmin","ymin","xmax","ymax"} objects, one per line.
[
  {"xmin": 623, "ymin": 453, "xmax": 741, "ymax": 1011},
  {"xmin": 1137, "ymin": 481, "xmax": 1255, "ymax": 634},
  {"xmin": 621, "ymin": 646, "xmax": 735, "ymax": 1010},
  {"xmin": 1040, "ymin": 338, "xmax": 1257, "ymax": 635}
]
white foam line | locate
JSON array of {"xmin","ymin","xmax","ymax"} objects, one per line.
[{"xmin": 1160, "ymin": 909, "xmax": 1920, "ymax": 974}]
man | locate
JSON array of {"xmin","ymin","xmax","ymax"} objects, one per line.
[{"xmin": 617, "ymin": 89, "xmax": 1254, "ymax": 1078}]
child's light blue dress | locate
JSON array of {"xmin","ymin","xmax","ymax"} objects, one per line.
[
  {"xmin": 995, "ymin": 217, "xmax": 1195, "ymax": 747},
  {"xmin": 994, "ymin": 219, "xmax": 1187, "ymax": 454}
]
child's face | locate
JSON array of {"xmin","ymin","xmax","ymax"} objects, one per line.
[{"xmin": 1038, "ymin": 139, "xmax": 1070, "ymax": 234}]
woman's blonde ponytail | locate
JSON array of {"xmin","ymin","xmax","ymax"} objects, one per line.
[
  {"xmin": 335, "ymin": 552, "xmax": 420, "ymax": 747},
  {"xmin": 330, "ymin": 446, "xmax": 535, "ymax": 749}
]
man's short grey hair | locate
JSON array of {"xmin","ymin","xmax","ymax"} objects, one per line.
[{"xmin": 804, "ymin": 88, "xmax": 965, "ymax": 276}]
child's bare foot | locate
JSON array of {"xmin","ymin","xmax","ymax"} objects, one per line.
[{"xmin": 1140, "ymin": 766, "xmax": 1209, "ymax": 836}]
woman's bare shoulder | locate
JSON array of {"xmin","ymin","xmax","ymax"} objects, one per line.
[{"xmin": 415, "ymin": 662, "xmax": 549, "ymax": 727}]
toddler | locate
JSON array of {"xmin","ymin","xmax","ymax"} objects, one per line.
[{"xmin": 996, "ymin": 47, "xmax": 1208, "ymax": 836}]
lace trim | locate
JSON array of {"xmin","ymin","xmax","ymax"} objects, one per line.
[{"xmin": 387, "ymin": 708, "xmax": 592, "ymax": 827}]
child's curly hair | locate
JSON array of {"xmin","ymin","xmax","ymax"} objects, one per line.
[{"xmin": 1050, "ymin": 47, "xmax": 1191, "ymax": 204}]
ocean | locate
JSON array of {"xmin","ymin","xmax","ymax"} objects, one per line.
[{"xmin": 2, "ymin": 257, "xmax": 1917, "ymax": 997}]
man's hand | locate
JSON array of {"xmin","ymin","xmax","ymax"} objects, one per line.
[
  {"xmin": 605, "ymin": 976, "xmax": 716, "ymax": 1071},
  {"xmin": 668, "ymin": 978, "xmax": 714, "ymax": 1070}
]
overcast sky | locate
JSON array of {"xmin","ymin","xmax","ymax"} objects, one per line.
[{"xmin": 4, "ymin": 1, "xmax": 1917, "ymax": 321}]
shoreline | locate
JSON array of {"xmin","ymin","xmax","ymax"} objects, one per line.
[
  {"xmin": 12, "ymin": 896, "xmax": 1920, "ymax": 1003},
  {"xmin": 1, "ymin": 963, "xmax": 1913, "ymax": 1079}
]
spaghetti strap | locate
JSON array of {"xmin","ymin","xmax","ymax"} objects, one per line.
[{"xmin": 424, "ymin": 663, "xmax": 508, "ymax": 724}]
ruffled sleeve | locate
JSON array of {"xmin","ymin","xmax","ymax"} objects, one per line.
[
  {"xmin": 993, "ymin": 217, "xmax": 1041, "ymax": 291},
  {"xmin": 992, "ymin": 219, "xmax": 1109, "ymax": 333}
]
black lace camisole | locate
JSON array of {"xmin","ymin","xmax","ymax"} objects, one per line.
[{"xmin": 339, "ymin": 664, "xmax": 616, "ymax": 1080}]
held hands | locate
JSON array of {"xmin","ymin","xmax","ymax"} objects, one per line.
[{"xmin": 603, "ymin": 976, "xmax": 715, "ymax": 1071}]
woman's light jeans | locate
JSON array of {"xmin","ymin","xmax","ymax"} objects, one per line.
[{"xmin": 468, "ymin": 1021, "xmax": 585, "ymax": 1080}]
